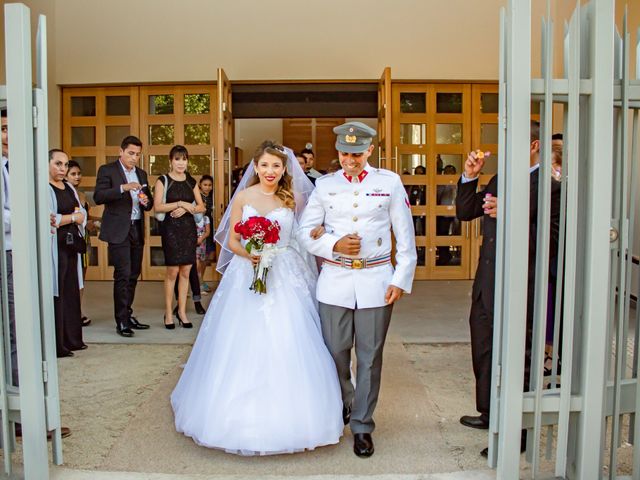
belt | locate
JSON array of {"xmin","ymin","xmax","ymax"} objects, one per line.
[{"xmin": 324, "ymin": 253, "xmax": 391, "ymax": 270}]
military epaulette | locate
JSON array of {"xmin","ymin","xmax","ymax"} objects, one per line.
[
  {"xmin": 316, "ymin": 173, "xmax": 334, "ymax": 182},
  {"xmin": 373, "ymin": 168, "xmax": 396, "ymax": 177}
]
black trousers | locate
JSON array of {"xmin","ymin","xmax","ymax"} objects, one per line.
[
  {"xmin": 108, "ymin": 220, "xmax": 144, "ymax": 327},
  {"xmin": 469, "ymin": 289, "xmax": 535, "ymax": 418},
  {"xmin": 173, "ymin": 260, "xmax": 200, "ymax": 302},
  {"xmin": 54, "ymin": 248, "xmax": 84, "ymax": 355},
  {"xmin": 469, "ymin": 292, "xmax": 493, "ymax": 417}
]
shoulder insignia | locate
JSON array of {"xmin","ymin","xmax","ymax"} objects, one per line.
[
  {"xmin": 375, "ymin": 169, "xmax": 396, "ymax": 177},
  {"xmin": 316, "ymin": 173, "xmax": 333, "ymax": 182}
]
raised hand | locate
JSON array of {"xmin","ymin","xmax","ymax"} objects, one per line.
[{"xmin": 464, "ymin": 150, "xmax": 490, "ymax": 179}]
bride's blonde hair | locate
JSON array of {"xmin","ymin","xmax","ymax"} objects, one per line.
[{"xmin": 247, "ymin": 140, "xmax": 295, "ymax": 210}]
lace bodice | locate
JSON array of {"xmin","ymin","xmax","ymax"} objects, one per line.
[{"xmin": 242, "ymin": 204, "xmax": 294, "ymax": 247}]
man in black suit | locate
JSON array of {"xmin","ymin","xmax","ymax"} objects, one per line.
[
  {"xmin": 94, "ymin": 136, "xmax": 153, "ymax": 337},
  {"xmin": 455, "ymin": 121, "xmax": 561, "ymax": 454}
]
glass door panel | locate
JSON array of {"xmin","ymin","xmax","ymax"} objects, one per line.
[
  {"xmin": 63, "ymin": 86, "xmax": 139, "ymax": 281},
  {"xmin": 140, "ymin": 84, "xmax": 216, "ymax": 280}
]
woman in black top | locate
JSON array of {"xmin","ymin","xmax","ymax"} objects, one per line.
[
  {"xmin": 49, "ymin": 149, "xmax": 87, "ymax": 357},
  {"xmin": 154, "ymin": 145, "xmax": 205, "ymax": 329}
]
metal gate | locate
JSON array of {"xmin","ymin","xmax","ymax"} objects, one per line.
[
  {"xmin": 490, "ymin": 0, "xmax": 640, "ymax": 478},
  {"xmin": 1, "ymin": 3, "xmax": 63, "ymax": 479}
]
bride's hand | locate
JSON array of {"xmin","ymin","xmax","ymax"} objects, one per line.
[
  {"xmin": 249, "ymin": 254, "xmax": 261, "ymax": 266},
  {"xmin": 310, "ymin": 225, "xmax": 326, "ymax": 240}
]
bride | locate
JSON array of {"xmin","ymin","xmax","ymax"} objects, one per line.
[{"xmin": 171, "ymin": 140, "xmax": 343, "ymax": 455}]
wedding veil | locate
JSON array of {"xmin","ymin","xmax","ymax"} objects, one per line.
[{"xmin": 213, "ymin": 146, "xmax": 315, "ymax": 274}]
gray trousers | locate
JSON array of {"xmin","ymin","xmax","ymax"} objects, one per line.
[{"xmin": 319, "ymin": 302, "xmax": 393, "ymax": 434}]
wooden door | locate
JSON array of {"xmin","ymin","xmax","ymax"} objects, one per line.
[
  {"xmin": 62, "ymin": 86, "xmax": 139, "ymax": 281},
  {"xmin": 139, "ymin": 85, "xmax": 216, "ymax": 280},
  {"xmin": 282, "ymin": 118, "xmax": 345, "ymax": 171},
  {"xmin": 214, "ymin": 69, "xmax": 234, "ymax": 279},
  {"xmin": 470, "ymin": 84, "xmax": 500, "ymax": 277},
  {"xmin": 392, "ymin": 83, "xmax": 472, "ymax": 280},
  {"xmin": 377, "ymin": 67, "xmax": 393, "ymax": 170}
]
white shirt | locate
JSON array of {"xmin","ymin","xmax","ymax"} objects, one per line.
[
  {"xmin": 119, "ymin": 161, "xmax": 142, "ymax": 220},
  {"xmin": 298, "ymin": 164, "xmax": 417, "ymax": 309},
  {"xmin": 1, "ymin": 156, "xmax": 10, "ymax": 251}
]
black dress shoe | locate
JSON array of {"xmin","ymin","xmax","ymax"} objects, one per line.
[
  {"xmin": 342, "ymin": 404, "xmax": 352, "ymax": 425},
  {"xmin": 116, "ymin": 325, "xmax": 134, "ymax": 337},
  {"xmin": 480, "ymin": 434, "xmax": 526, "ymax": 457},
  {"xmin": 129, "ymin": 316, "xmax": 150, "ymax": 330},
  {"xmin": 460, "ymin": 415, "xmax": 489, "ymax": 430},
  {"xmin": 194, "ymin": 301, "xmax": 206, "ymax": 315},
  {"xmin": 57, "ymin": 351, "xmax": 74, "ymax": 358},
  {"xmin": 353, "ymin": 433, "xmax": 374, "ymax": 458}
]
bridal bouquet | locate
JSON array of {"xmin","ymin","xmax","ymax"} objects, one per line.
[{"xmin": 234, "ymin": 216, "xmax": 281, "ymax": 294}]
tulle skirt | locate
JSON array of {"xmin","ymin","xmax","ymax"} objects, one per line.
[{"xmin": 171, "ymin": 248, "xmax": 343, "ymax": 455}]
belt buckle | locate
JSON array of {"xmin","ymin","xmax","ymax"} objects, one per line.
[{"xmin": 351, "ymin": 259, "xmax": 364, "ymax": 269}]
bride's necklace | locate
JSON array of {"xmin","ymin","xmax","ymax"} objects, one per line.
[{"xmin": 259, "ymin": 189, "xmax": 276, "ymax": 196}]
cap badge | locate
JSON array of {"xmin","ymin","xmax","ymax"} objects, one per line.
[
  {"xmin": 345, "ymin": 135, "xmax": 357, "ymax": 144},
  {"xmin": 349, "ymin": 127, "xmax": 354, "ymax": 133}
]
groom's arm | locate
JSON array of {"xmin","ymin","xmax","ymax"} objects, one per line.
[{"xmin": 298, "ymin": 189, "xmax": 340, "ymax": 259}]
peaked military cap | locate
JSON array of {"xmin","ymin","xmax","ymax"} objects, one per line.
[{"xmin": 334, "ymin": 121, "xmax": 377, "ymax": 153}]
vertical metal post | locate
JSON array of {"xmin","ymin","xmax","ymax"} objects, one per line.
[
  {"xmin": 487, "ymin": 5, "xmax": 507, "ymax": 468},
  {"xmin": 4, "ymin": 3, "xmax": 49, "ymax": 479},
  {"xmin": 529, "ymin": 4, "xmax": 554, "ymax": 473},
  {"xmin": 555, "ymin": 4, "xmax": 581, "ymax": 477},
  {"xmin": 34, "ymin": 14, "xmax": 63, "ymax": 465},
  {"xmin": 496, "ymin": 0, "xmax": 531, "ymax": 477},
  {"xmin": 573, "ymin": 0, "xmax": 614, "ymax": 477}
]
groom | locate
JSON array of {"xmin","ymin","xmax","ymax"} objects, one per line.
[{"xmin": 299, "ymin": 122, "xmax": 416, "ymax": 457}]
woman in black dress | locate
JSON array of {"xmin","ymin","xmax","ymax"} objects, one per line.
[
  {"xmin": 48, "ymin": 149, "xmax": 87, "ymax": 357},
  {"xmin": 154, "ymin": 145, "xmax": 205, "ymax": 329}
]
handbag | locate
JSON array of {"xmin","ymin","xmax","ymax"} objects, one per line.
[
  {"xmin": 65, "ymin": 225, "xmax": 87, "ymax": 255},
  {"xmin": 154, "ymin": 175, "xmax": 171, "ymax": 221}
]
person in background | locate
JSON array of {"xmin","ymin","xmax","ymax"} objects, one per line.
[
  {"xmin": 301, "ymin": 147, "xmax": 322, "ymax": 179},
  {"xmin": 297, "ymin": 152, "xmax": 316, "ymax": 185},
  {"xmin": 66, "ymin": 160, "xmax": 97, "ymax": 326},
  {"xmin": 94, "ymin": 136, "xmax": 153, "ymax": 337},
  {"xmin": 456, "ymin": 121, "xmax": 561, "ymax": 457},
  {"xmin": 48, "ymin": 149, "xmax": 87, "ymax": 357},
  {"xmin": 3, "ymin": 109, "xmax": 72, "ymax": 439},
  {"xmin": 154, "ymin": 145, "xmax": 205, "ymax": 329},
  {"xmin": 327, "ymin": 159, "xmax": 341, "ymax": 173},
  {"xmin": 230, "ymin": 167, "xmax": 245, "ymax": 196},
  {"xmin": 198, "ymin": 174, "xmax": 214, "ymax": 293}
]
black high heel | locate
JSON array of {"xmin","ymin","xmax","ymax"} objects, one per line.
[
  {"xmin": 177, "ymin": 312, "xmax": 193, "ymax": 329},
  {"xmin": 164, "ymin": 314, "xmax": 175, "ymax": 330}
]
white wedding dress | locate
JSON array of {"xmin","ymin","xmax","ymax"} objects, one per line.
[{"xmin": 171, "ymin": 205, "xmax": 343, "ymax": 455}]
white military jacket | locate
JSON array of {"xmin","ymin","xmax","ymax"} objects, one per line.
[{"xmin": 298, "ymin": 164, "xmax": 417, "ymax": 309}]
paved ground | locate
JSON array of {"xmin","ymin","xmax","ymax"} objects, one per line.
[{"xmin": 2, "ymin": 280, "xmax": 510, "ymax": 479}]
